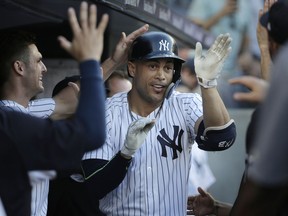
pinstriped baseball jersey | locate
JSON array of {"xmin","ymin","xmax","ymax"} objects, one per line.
[
  {"xmin": 0, "ymin": 98, "xmax": 55, "ymax": 216},
  {"xmin": 83, "ymin": 91, "xmax": 203, "ymax": 216}
]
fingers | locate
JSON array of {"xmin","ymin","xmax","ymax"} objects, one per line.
[
  {"xmin": 59, "ymin": 1, "xmax": 109, "ymax": 61},
  {"xmin": 209, "ymin": 34, "xmax": 224, "ymax": 53},
  {"xmin": 126, "ymin": 24, "xmax": 149, "ymax": 43},
  {"xmin": 89, "ymin": 3, "xmax": 97, "ymax": 29},
  {"xmin": 67, "ymin": 7, "xmax": 81, "ymax": 35},
  {"xmin": 97, "ymin": 13, "xmax": 109, "ymax": 35},
  {"xmin": 218, "ymin": 34, "xmax": 232, "ymax": 60},
  {"xmin": 57, "ymin": 36, "xmax": 71, "ymax": 52},
  {"xmin": 229, "ymin": 76, "xmax": 256, "ymax": 87},
  {"xmin": 80, "ymin": 1, "xmax": 88, "ymax": 31},
  {"xmin": 232, "ymin": 92, "xmax": 253, "ymax": 102},
  {"xmin": 215, "ymin": 34, "xmax": 231, "ymax": 52}
]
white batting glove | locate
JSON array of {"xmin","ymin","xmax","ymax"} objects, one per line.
[
  {"xmin": 194, "ymin": 33, "xmax": 232, "ymax": 88},
  {"xmin": 121, "ymin": 118, "xmax": 155, "ymax": 157}
]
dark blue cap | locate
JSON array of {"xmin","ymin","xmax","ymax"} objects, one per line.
[{"xmin": 260, "ymin": 0, "xmax": 288, "ymax": 44}]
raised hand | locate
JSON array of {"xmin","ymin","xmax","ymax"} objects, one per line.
[
  {"xmin": 111, "ymin": 24, "xmax": 149, "ymax": 67},
  {"xmin": 194, "ymin": 33, "xmax": 232, "ymax": 88},
  {"xmin": 102, "ymin": 24, "xmax": 149, "ymax": 80},
  {"xmin": 229, "ymin": 76, "xmax": 269, "ymax": 103},
  {"xmin": 58, "ymin": 1, "xmax": 109, "ymax": 62}
]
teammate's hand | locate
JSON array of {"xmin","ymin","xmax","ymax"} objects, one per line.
[
  {"xmin": 121, "ymin": 118, "xmax": 155, "ymax": 157},
  {"xmin": 194, "ymin": 33, "xmax": 232, "ymax": 88},
  {"xmin": 229, "ymin": 75, "xmax": 269, "ymax": 103},
  {"xmin": 187, "ymin": 187, "xmax": 216, "ymax": 216},
  {"xmin": 58, "ymin": 1, "xmax": 109, "ymax": 62},
  {"xmin": 111, "ymin": 24, "xmax": 149, "ymax": 67},
  {"xmin": 101, "ymin": 24, "xmax": 149, "ymax": 80}
]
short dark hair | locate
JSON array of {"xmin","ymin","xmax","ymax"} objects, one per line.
[{"xmin": 0, "ymin": 30, "xmax": 36, "ymax": 88}]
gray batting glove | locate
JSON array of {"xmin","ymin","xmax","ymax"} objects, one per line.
[
  {"xmin": 121, "ymin": 118, "xmax": 155, "ymax": 157},
  {"xmin": 194, "ymin": 33, "xmax": 232, "ymax": 88}
]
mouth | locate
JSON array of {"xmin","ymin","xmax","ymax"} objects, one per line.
[{"xmin": 151, "ymin": 84, "xmax": 166, "ymax": 93}]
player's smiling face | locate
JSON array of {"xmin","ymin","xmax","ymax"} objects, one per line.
[
  {"xmin": 129, "ymin": 58, "xmax": 174, "ymax": 104},
  {"xmin": 22, "ymin": 44, "xmax": 47, "ymax": 98}
]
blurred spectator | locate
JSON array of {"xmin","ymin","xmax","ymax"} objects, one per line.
[
  {"xmin": 176, "ymin": 58, "xmax": 200, "ymax": 94},
  {"xmin": 187, "ymin": 0, "xmax": 254, "ymax": 108},
  {"xmin": 105, "ymin": 70, "xmax": 132, "ymax": 98},
  {"xmin": 188, "ymin": 145, "xmax": 216, "ymax": 196}
]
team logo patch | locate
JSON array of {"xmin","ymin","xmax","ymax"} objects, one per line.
[
  {"xmin": 157, "ymin": 125, "xmax": 183, "ymax": 159},
  {"xmin": 159, "ymin": 39, "xmax": 170, "ymax": 51}
]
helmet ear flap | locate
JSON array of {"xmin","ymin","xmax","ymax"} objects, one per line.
[{"xmin": 172, "ymin": 60, "xmax": 182, "ymax": 83}]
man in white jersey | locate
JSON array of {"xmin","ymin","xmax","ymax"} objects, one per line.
[
  {"xmin": 0, "ymin": 11, "xmax": 149, "ymax": 216},
  {"xmin": 81, "ymin": 31, "xmax": 236, "ymax": 215}
]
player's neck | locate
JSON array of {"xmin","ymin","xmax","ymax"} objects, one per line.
[
  {"xmin": 127, "ymin": 92, "xmax": 163, "ymax": 117},
  {"xmin": 1, "ymin": 83, "xmax": 31, "ymax": 108}
]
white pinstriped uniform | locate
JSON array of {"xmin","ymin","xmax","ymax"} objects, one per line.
[
  {"xmin": 0, "ymin": 98, "xmax": 55, "ymax": 216},
  {"xmin": 83, "ymin": 91, "xmax": 203, "ymax": 216}
]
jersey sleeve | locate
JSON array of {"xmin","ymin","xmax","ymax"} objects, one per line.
[{"xmin": 28, "ymin": 98, "xmax": 55, "ymax": 118}]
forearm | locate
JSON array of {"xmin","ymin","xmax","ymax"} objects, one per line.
[
  {"xmin": 77, "ymin": 60, "xmax": 106, "ymax": 151},
  {"xmin": 82, "ymin": 152, "xmax": 132, "ymax": 199},
  {"xmin": 213, "ymin": 200, "xmax": 232, "ymax": 216},
  {"xmin": 101, "ymin": 57, "xmax": 119, "ymax": 81},
  {"xmin": 259, "ymin": 47, "xmax": 272, "ymax": 81},
  {"xmin": 201, "ymin": 87, "xmax": 230, "ymax": 127}
]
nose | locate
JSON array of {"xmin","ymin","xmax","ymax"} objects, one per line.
[
  {"xmin": 155, "ymin": 68, "xmax": 165, "ymax": 80},
  {"xmin": 41, "ymin": 61, "xmax": 47, "ymax": 73}
]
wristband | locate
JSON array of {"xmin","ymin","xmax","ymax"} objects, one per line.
[{"xmin": 197, "ymin": 76, "xmax": 217, "ymax": 88}]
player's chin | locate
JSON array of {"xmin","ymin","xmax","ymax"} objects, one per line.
[
  {"xmin": 37, "ymin": 85, "xmax": 45, "ymax": 94},
  {"xmin": 150, "ymin": 93, "xmax": 165, "ymax": 103}
]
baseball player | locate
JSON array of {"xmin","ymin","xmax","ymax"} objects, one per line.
[{"xmin": 80, "ymin": 31, "xmax": 236, "ymax": 215}]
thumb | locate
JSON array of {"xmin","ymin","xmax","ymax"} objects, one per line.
[
  {"xmin": 197, "ymin": 187, "xmax": 208, "ymax": 197},
  {"xmin": 68, "ymin": 82, "xmax": 80, "ymax": 97},
  {"xmin": 195, "ymin": 42, "xmax": 203, "ymax": 60},
  {"xmin": 143, "ymin": 119, "xmax": 155, "ymax": 134}
]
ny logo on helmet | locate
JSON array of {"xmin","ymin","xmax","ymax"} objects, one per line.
[{"xmin": 159, "ymin": 40, "xmax": 170, "ymax": 51}]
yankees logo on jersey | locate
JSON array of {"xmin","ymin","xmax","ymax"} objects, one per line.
[
  {"xmin": 157, "ymin": 126, "xmax": 184, "ymax": 159},
  {"xmin": 83, "ymin": 91, "xmax": 203, "ymax": 216}
]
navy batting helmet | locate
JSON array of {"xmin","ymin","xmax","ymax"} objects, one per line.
[{"xmin": 128, "ymin": 31, "xmax": 185, "ymax": 83}]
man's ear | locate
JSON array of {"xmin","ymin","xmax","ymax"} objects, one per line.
[
  {"xmin": 13, "ymin": 60, "xmax": 25, "ymax": 76},
  {"xmin": 127, "ymin": 61, "xmax": 136, "ymax": 78}
]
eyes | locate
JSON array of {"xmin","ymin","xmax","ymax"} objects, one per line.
[{"xmin": 146, "ymin": 62, "xmax": 174, "ymax": 74}]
